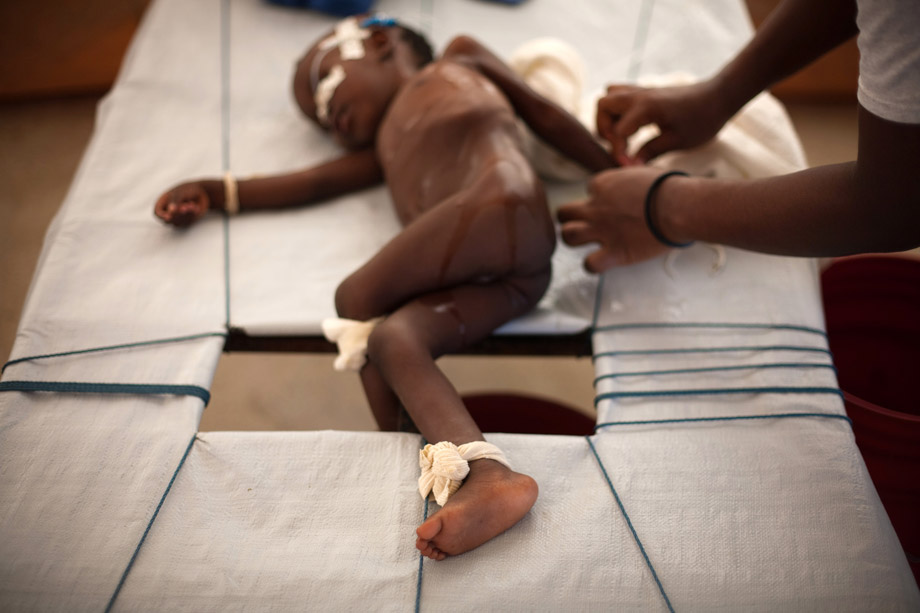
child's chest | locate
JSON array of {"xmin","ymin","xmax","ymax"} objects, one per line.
[
  {"xmin": 377, "ymin": 62, "xmax": 515, "ymax": 168},
  {"xmin": 377, "ymin": 62, "xmax": 518, "ymax": 213}
]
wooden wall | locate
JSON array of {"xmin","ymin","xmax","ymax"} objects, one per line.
[{"xmin": 0, "ymin": 1, "xmax": 151, "ymax": 100}]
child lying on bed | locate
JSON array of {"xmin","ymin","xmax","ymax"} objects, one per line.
[{"xmin": 154, "ymin": 15, "xmax": 612, "ymax": 560}]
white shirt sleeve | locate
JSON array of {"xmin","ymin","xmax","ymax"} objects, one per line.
[{"xmin": 856, "ymin": 0, "xmax": 920, "ymax": 124}]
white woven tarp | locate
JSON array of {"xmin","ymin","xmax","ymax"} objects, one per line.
[{"xmin": 1, "ymin": 0, "xmax": 917, "ymax": 610}]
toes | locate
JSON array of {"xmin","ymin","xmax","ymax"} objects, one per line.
[
  {"xmin": 417, "ymin": 515, "xmax": 449, "ymax": 560},
  {"xmin": 425, "ymin": 546, "xmax": 446, "ymax": 561},
  {"xmin": 416, "ymin": 515, "xmax": 442, "ymax": 541},
  {"xmin": 415, "ymin": 536, "xmax": 447, "ymax": 561},
  {"xmin": 416, "ymin": 537, "xmax": 431, "ymax": 554}
]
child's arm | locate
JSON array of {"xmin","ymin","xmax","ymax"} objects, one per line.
[
  {"xmin": 442, "ymin": 36, "xmax": 615, "ymax": 173},
  {"xmin": 154, "ymin": 148, "xmax": 383, "ymax": 227}
]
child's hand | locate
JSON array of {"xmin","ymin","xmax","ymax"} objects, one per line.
[
  {"xmin": 154, "ymin": 182, "xmax": 211, "ymax": 227},
  {"xmin": 596, "ymin": 81, "xmax": 727, "ymax": 167}
]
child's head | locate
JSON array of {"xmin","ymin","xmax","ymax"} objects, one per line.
[{"xmin": 293, "ymin": 16, "xmax": 433, "ymax": 150}]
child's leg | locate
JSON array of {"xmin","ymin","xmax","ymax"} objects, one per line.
[
  {"xmin": 358, "ymin": 364, "xmax": 402, "ymax": 431},
  {"xmin": 356, "ymin": 362, "xmax": 422, "ymax": 433},
  {"xmin": 367, "ymin": 274, "xmax": 546, "ymax": 441},
  {"xmin": 334, "ymin": 176, "xmax": 553, "ymax": 432},
  {"xmin": 367, "ymin": 271, "xmax": 548, "ymax": 559},
  {"xmin": 334, "ymin": 175, "xmax": 554, "ymax": 323}
]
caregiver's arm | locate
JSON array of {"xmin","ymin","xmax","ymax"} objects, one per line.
[
  {"xmin": 712, "ymin": 0, "xmax": 858, "ymax": 118},
  {"xmin": 559, "ymin": 107, "xmax": 920, "ymax": 270},
  {"xmin": 154, "ymin": 148, "xmax": 383, "ymax": 227},
  {"xmin": 599, "ymin": 0, "xmax": 858, "ymax": 164},
  {"xmin": 661, "ymin": 107, "xmax": 920, "ymax": 255}
]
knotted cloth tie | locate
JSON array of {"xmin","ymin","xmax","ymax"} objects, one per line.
[
  {"xmin": 322, "ymin": 317, "xmax": 383, "ymax": 371},
  {"xmin": 418, "ymin": 441, "xmax": 511, "ymax": 505}
]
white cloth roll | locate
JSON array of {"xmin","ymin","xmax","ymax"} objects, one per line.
[
  {"xmin": 321, "ymin": 316, "xmax": 384, "ymax": 371},
  {"xmin": 418, "ymin": 440, "xmax": 512, "ymax": 505}
]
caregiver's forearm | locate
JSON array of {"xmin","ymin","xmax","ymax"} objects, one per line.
[{"xmin": 711, "ymin": 0, "xmax": 858, "ymax": 118}]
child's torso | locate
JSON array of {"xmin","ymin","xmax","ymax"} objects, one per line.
[{"xmin": 377, "ymin": 60, "xmax": 539, "ymax": 224}]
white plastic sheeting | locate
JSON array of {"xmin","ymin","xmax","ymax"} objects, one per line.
[{"xmin": 2, "ymin": 0, "xmax": 918, "ymax": 610}]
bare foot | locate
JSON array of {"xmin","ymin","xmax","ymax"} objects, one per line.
[{"xmin": 415, "ymin": 458, "xmax": 538, "ymax": 560}]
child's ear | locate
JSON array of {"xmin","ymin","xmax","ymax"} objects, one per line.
[{"xmin": 368, "ymin": 29, "xmax": 394, "ymax": 60}]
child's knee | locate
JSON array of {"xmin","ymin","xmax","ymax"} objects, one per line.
[
  {"xmin": 367, "ymin": 314, "xmax": 424, "ymax": 366},
  {"xmin": 334, "ymin": 275, "xmax": 368, "ymax": 320},
  {"xmin": 517, "ymin": 267, "xmax": 552, "ymax": 304}
]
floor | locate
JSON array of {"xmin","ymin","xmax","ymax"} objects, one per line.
[{"xmin": 0, "ymin": 95, "xmax": 862, "ymax": 432}]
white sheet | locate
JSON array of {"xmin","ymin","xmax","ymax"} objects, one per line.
[
  {"xmin": 4, "ymin": 428, "xmax": 911, "ymax": 611},
  {"xmin": 0, "ymin": 394, "xmax": 202, "ymax": 611},
  {"xmin": 2, "ymin": 0, "xmax": 918, "ymax": 610}
]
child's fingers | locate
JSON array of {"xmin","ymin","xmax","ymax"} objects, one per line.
[
  {"xmin": 172, "ymin": 210, "xmax": 194, "ymax": 227},
  {"xmin": 154, "ymin": 193, "xmax": 174, "ymax": 221}
]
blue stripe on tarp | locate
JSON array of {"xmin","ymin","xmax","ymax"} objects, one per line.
[
  {"xmin": 1, "ymin": 332, "xmax": 227, "ymax": 374},
  {"xmin": 594, "ymin": 386, "xmax": 842, "ymax": 406},
  {"xmin": 0, "ymin": 380, "xmax": 211, "ymax": 406},
  {"xmin": 586, "ymin": 435, "xmax": 674, "ymax": 612},
  {"xmin": 415, "ymin": 496, "xmax": 430, "ymax": 613},
  {"xmin": 593, "ymin": 345, "xmax": 832, "ymax": 361},
  {"xmin": 595, "ymin": 411, "xmax": 851, "ymax": 432},
  {"xmin": 593, "ymin": 321, "xmax": 827, "ymax": 336},
  {"xmin": 104, "ymin": 434, "xmax": 198, "ymax": 612},
  {"xmin": 221, "ymin": 0, "xmax": 233, "ymax": 329}
]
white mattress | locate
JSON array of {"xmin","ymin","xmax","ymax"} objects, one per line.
[{"xmin": 1, "ymin": 0, "xmax": 917, "ymax": 610}]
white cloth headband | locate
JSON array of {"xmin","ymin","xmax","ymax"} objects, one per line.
[
  {"xmin": 319, "ymin": 17, "xmax": 370, "ymax": 61},
  {"xmin": 314, "ymin": 64, "xmax": 346, "ymax": 126},
  {"xmin": 311, "ymin": 17, "xmax": 373, "ymax": 126}
]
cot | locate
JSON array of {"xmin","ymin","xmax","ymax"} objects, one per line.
[{"xmin": 2, "ymin": 0, "xmax": 917, "ymax": 610}]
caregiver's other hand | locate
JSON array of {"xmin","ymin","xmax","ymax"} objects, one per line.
[
  {"xmin": 596, "ymin": 81, "xmax": 728, "ymax": 166},
  {"xmin": 557, "ymin": 167, "xmax": 690, "ymax": 272}
]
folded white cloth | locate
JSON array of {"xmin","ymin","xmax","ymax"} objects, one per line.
[
  {"xmin": 632, "ymin": 73, "xmax": 805, "ymax": 179},
  {"xmin": 321, "ymin": 317, "xmax": 384, "ymax": 371},
  {"xmin": 510, "ymin": 37, "xmax": 592, "ymax": 182},
  {"xmin": 418, "ymin": 441, "xmax": 511, "ymax": 505}
]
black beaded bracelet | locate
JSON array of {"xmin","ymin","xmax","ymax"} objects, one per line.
[{"xmin": 643, "ymin": 170, "xmax": 693, "ymax": 248}]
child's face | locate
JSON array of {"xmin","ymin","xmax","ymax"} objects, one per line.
[{"xmin": 293, "ymin": 25, "xmax": 400, "ymax": 150}]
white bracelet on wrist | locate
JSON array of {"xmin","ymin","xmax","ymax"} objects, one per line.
[{"xmin": 223, "ymin": 171, "xmax": 239, "ymax": 216}]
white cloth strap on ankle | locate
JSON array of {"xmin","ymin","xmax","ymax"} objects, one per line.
[
  {"xmin": 223, "ymin": 171, "xmax": 239, "ymax": 216},
  {"xmin": 321, "ymin": 316, "xmax": 383, "ymax": 371},
  {"xmin": 418, "ymin": 441, "xmax": 511, "ymax": 506}
]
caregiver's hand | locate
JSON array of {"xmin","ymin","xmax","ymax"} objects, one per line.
[
  {"xmin": 154, "ymin": 181, "xmax": 211, "ymax": 227},
  {"xmin": 596, "ymin": 81, "xmax": 729, "ymax": 167},
  {"xmin": 557, "ymin": 167, "xmax": 691, "ymax": 272}
]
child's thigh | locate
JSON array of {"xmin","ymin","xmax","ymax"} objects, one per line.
[
  {"xmin": 340, "ymin": 191, "xmax": 550, "ymax": 318},
  {"xmin": 377, "ymin": 270, "xmax": 551, "ymax": 357}
]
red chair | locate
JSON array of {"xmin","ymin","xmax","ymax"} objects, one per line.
[
  {"xmin": 822, "ymin": 255, "xmax": 920, "ymax": 584},
  {"xmin": 462, "ymin": 392, "xmax": 595, "ymax": 436}
]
